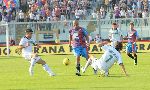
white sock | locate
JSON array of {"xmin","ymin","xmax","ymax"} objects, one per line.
[
  {"xmin": 29, "ymin": 58, "xmax": 36, "ymax": 76},
  {"xmin": 84, "ymin": 59, "xmax": 92, "ymax": 71},
  {"xmin": 43, "ymin": 64, "xmax": 55, "ymax": 76}
]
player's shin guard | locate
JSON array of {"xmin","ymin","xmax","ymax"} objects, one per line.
[
  {"xmin": 127, "ymin": 53, "xmax": 134, "ymax": 59},
  {"xmin": 134, "ymin": 54, "xmax": 137, "ymax": 65},
  {"xmin": 43, "ymin": 64, "xmax": 55, "ymax": 76}
]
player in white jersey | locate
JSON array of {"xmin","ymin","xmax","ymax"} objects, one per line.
[
  {"xmin": 17, "ymin": 28, "xmax": 55, "ymax": 76},
  {"xmin": 81, "ymin": 41, "xmax": 128, "ymax": 76},
  {"xmin": 109, "ymin": 22, "xmax": 123, "ymax": 49}
]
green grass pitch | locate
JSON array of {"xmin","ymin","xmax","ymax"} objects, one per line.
[{"xmin": 0, "ymin": 53, "xmax": 150, "ymax": 90}]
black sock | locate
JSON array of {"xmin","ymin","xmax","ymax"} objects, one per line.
[
  {"xmin": 127, "ymin": 53, "xmax": 134, "ymax": 59},
  {"xmin": 134, "ymin": 54, "xmax": 137, "ymax": 63},
  {"xmin": 76, "ymin": 63, "xmax": 80, "ymax": 73}
]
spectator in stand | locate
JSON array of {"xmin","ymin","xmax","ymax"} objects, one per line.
[
  {"xmin": 9, "ymin": 37, "xmax": 15, "ymax": 46},
  {"xmin": 100, "ymin": 6, "xmax": 105, "ymax": 19},
  {"xmin": 0, "ymin": 5, "xmax": 2, "ymax": 21},
  {"xmin": 75, "ymin": 8, "xmax": 80, "ymax": 20},
  {"xmin": 0, "ymin": 0, "xmax": 149, "ymax": 22},
  {"xmin": 18, "ymin": 10, "xmax": 24, "ymax": 22},
  {"xmin": 55, "ymin": 6, "xmax": 61, "ymax": 20},
  {"xmin": 142, "ymin": 9, "xmax": 149, "ymax": 26},
  {"xmin": 114, "ymin": 4, "xmax": 120, "ymax": 19},
  {"xmin": 29, "ymin": 11, "xmax": 35, "ymax": 22},
  {"xmin": 120, "ymin": 8, "xmax": 126, "ymax": 18}
]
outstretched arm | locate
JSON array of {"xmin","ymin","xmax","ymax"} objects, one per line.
[
  {"xmin": 69, "ymin": 34, "xmax": 72, "ymax": 46},
  {"xmin": 98, "ymin": 41, "xmax": 109, "ymax": 47},
  {"xmin": 119, "ymin": 63, "xmax": 128, "ymax": 76},
  {"xmin": 15, "ymin": 45, "xmax": 25, "ymax": 55},
  {"xmin": 33, "ymin": 43, "xmax": 41, "ymax": 48},
  {"xmin": 18, "ymin": 45, "xmax": 25, "ymax": 49}
]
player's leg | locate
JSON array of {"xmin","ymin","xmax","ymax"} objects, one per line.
[
  {"xmin": 126, "ymin": 43, "xmax": 134, "ymax": 59},
  {"xmin": 127, "ymin": 53, "xmax": 134, "ymax": 59},
  {"xmin": 82, "ymin": 47, "xmax": 98, "ymax": 75},
  {"xmin": 29, "ymin": 53, "xmax": 40, "ymax": 76},
  {"xmin": 132, "ymin": 43, "xmax": 137, "ymax": 65},
  {"xmin": 36, "ymin": 59, "xmax": 55, "ymax": 76},
  {"xmin": 72, "ymin": 47, "xmax": 81, "ymax": 76},
  {"xmin": 133, "ymin": 53, "xmax": 137, "ymax": 65},
  {"xmin": 81, "ymin": 48, "xmax": 93, "ymax": 73},
  {"xmin": 99, "ymin": 68, "xmax": 109, "ymax": 77},
  {"xmin": 81, "ymin": 55, "xmax": 98, "ymax": 75},
  {"xmin": 81, "ymin": 58, "xmax": 92, "ymax": 73},
  {"xmin": 76, "ymin": 56, "xmax": 81, "ymax": 76}
]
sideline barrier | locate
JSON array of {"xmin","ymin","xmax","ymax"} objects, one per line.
[{"xmin": 0, "ymin": 42, "xmax": 150, "ymax": 56}]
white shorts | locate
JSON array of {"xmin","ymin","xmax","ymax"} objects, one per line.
[
  {"xmin": 22, "ymin": 53, "xmax": 41, "ymax": 63},
  {"xmin": 92, "ymin": 58, "xmax": 108, "ymax": 74},
  {"xmin": 22, "ymin": 54, "xmax": 32, "ymax": 61}
]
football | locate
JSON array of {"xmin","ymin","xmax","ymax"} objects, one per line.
[{"xmin": 63, "ymin": 58, "xmax": 70, "ymax": 66}]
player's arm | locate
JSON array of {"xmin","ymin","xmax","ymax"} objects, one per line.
[
  {"xmin": 120, "ymin": 30, "xmax": 123, "ymax": 42},
  {"xmin": 117, "ymin": 54, "xmax": 128, "ymax": 76},
  {"xmin": 135, "ymin": 31, "xmax": 139, "ymax": 42},
  {"xmin": 108, "ymin": 32, "xmax": 112, "ymax": 41},
  {"xmin": 98, "ymin": 41, "xmax": 109, "ymax": 47},
  {"xmin": 123, "ymin": 32, "xmax": 128, "ymax": 40},
  {"xmin": 16, "ymin": 43, "xmax": 27, "ymax": 55},
  {"xmin": 119, "ymin": 63, "xmax": 128, "ymax": 76},
  {"xmin": 32, "ymin": 39, "xmax": 41, "ymax": 48},
  {"xmin": 83, "ymin": 28, "xmax": 90, "ymax": 46},
  {"xmin": 120, "ymin": 35, "xmax": 123, "ymax": 42},
  {"xmin": 69, "ymin": 34, "xmax": 72, "ymax": 47},
  {"xmin": 108, "ymin": 29, "xmax": 114, "ymax": 41},
  {"xmin": 85, "ymin": 35, "xmax": 90, "ymax": 47},
  {"xmin": 86, "ymin": 35, "xmax": 89, "ymax": 43},
  {"xmin": 33, "ymin": 43, "xmax": 41, "ymax": 48},
  {"xmin": 18, "ymin": 45, "xmax": 26, "ymax": 49},
  {"xmin": 69, "ymin": 30, "xmax": 72, "ymax": 47}
]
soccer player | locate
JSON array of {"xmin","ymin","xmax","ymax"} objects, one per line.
[
  {"xmin": 17, "ymin": 28, "xmax": 55, "ymax": 76},
  {"xmin": 109, "ymin": 22, "xmax": 123, "ymax": 50},
  {"xmin": 94, "ymin": 34, "xmax": 102, "ymax": 43},
  {"xmin": 69, "ymin": 20, "xmax": 89, "ymax": 76},
  {"xmin": 81, "ymin": 41, "xmax": 128, "ymax": 77},
  {"xmin": 126, "ymin": 22, "xmax": 138, "ymax": 65}
]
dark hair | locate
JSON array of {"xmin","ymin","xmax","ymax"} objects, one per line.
[
  {"xmin": 112, "ymin": 22, "xmax": 117, "ymax": 25},
  {"xmin": 130, "ymin": 22, "xmax": 134, "ymax": 26},
  {"xmin": 115, "ymin": 42, "xmax": 123, "ymax": 51},
  {"xmin": 25, "ymin": 28, "xmax": 33, "ymax": 33}
]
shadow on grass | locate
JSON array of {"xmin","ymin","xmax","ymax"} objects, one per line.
[
  {"xmin": 49, "ymin": 88, "xmax": 77, "ymax": 90},
  {"xmin": 57, "ymin": 73, "xmax": 126, "ymax": 78},
  {"xmin": 97, "ymin": 74, "xmax": 126, "ymax": 78},
  {"xmin": 58, "ymin": 74, "xmax": 90, "ymax": 77},
  {"xmin": 90, "ymin": 86, "xmax": 129, "ymax": 89}
]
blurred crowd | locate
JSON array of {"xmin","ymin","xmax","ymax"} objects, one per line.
[{"xmin": 0, "ymin": 0, "xmax": 150, "ymax": 22}]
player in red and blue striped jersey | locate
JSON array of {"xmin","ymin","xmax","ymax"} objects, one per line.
[
  {"xmin": 126, "ymin": 22, "xmax": 138, "ymax": 65},
  {"xmin": 69, "ymin": 20, "xmax": 89, "ymax": 76}
]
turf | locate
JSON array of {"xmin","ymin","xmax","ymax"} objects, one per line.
[{"xmin": 0, "ymin": 53, "xmax": 150, "ymax": 90}]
